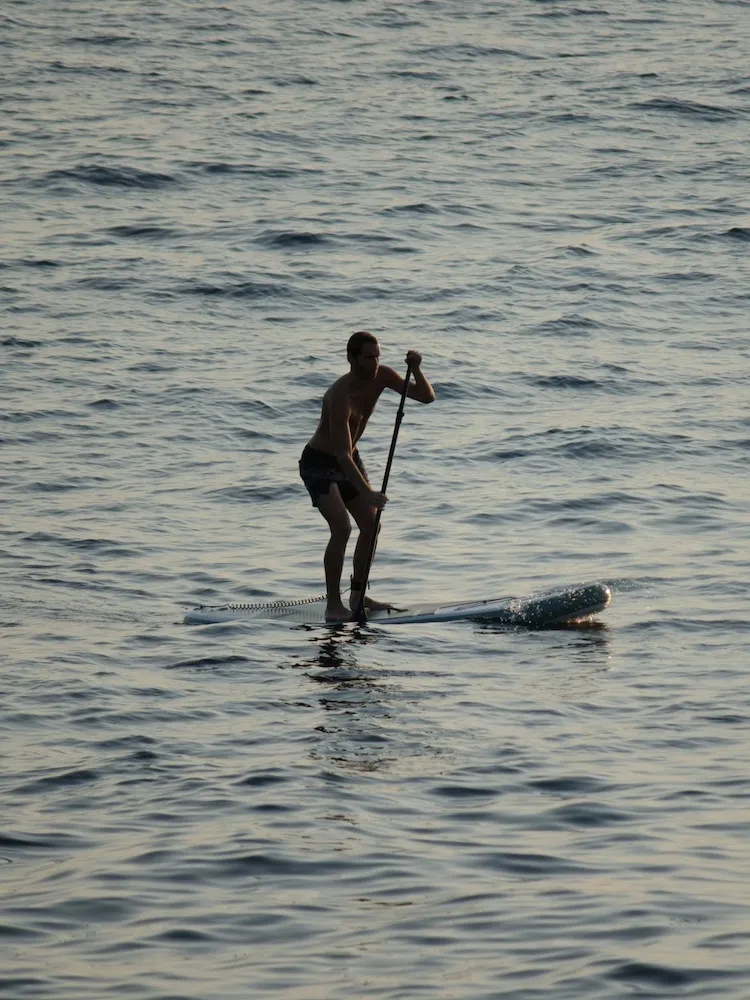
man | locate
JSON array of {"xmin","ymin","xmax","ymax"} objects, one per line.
[{"xmin": 299, "ymin": 332, "xmax": 436, "ymax": 621}]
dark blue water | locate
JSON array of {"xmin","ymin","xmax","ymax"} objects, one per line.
[{"xmin": 2, "ymin": 1, "xmax": 749, "ymax": 997}]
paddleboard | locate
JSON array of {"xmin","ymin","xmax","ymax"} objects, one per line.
[{"xmin": 183, "ymin": 581, "xmax": 611, "ymax": 627}]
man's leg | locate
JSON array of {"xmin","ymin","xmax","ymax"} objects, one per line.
[
  {"xmin": 315, "ymin": 485, "xmax": 352, "ymax": 620},
  {"xmin": 344, "ymin": 494, "xmax": 395, "ymax": 612}
]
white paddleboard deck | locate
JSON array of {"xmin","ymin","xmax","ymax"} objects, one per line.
[{"xmin": 184, "ymin": 582, "xmax": 611, "ymax": 627}]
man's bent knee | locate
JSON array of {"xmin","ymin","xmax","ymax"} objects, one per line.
[{"xmin": 329, "ymin": 522, "xmax": 351, "ymax": 546}]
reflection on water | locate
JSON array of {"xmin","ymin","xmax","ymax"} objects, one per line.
[
  {"xmin": 303, "ymin": 625, "xmax": 377, "ymax": 672},
  {"xmin": 557, "ymin": 623, "xmax": 613, "ymax": 668},
  {"xmin": 476, "ymin": 618, "xmax": 610, "ymax": 636},
  {"xmin": 285, "ymin": 622, "xmax": 614, "ymax": 774},
  {"xmin": 288, "ymin": 628, "xmax": 400, "ymax": 773}
]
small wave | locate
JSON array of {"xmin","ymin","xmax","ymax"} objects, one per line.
[
  {"xmin": 271, "ymin": 75, "xmax": 318, "ymax": 87},
  {"xmin": 17, "ymin": 768, "xmax": 99, "ymax": 795},
  {"xmin": 547, "ymin": 111, "xmax": 597, "ymax": 125},
  {"xmin": 343, "ymin": 233, "xmax": 418, "ymax": 257},
  {"xmin": 530, "ymin": 374, "xmax": 604, "ymax": 391},
  {"xmin": 182, "ymin": 279, "xmax": 295, "ymax": 299},
  {"xmin": 216, "ymin": 853, "xmax": 346, "ymax": 878},
  {"xmin": 659, "ymin": 270, "xmax": 714, "ymax": 282},
  {"xmin": 207, "ymin": 484, "xmax": 295, "ymax": 503},
  {"xmin": 722, "ymin": 226, "xmax": 750, "ymax": 241},
  {"xmin": 106, "ymin": 224, "xmax": 178, "ymax": 240},
  {"xmin": 48, "ymin": 59, "xmax": 130, "ymax": 76},
  {"xmin": 669, "ymin": 338, "xmax": 720, "ymax": 352},
  {"xmin": 1, "ymin": 408, "xmax": 75, "ymax": 424},
  {"xmin": 432, "ymin": 784, "xmax": 495, "ymax": 799},
  {"xmin": 235, "ymin": 399, "xmax": 282, "ymax": 415},
  {"xmin": 126, "ymin": 361, "xmax": 175, "ymax": 373},
  {"xmin": 699, "ymin": 713, "xmax": 749, "ymax": 725},
  {"xmin": 528, "ymin": 775, "xmax": 610, "ymax": 794},
  {"xmin": 256, "ymin": 230, "xmax": 330, "ymax": 249},
  {"xmin": 519, "ymin": 490, "xmax": 648, "ymax": 516},
  {"xmin": 19, "ymin": 258, "xmax": 60, "ymax": 269},
  {"xmin": 187, "ymin": 160, "xmax": 301, "ymax": 178},
  {"xmin": 381, "ymin": 202, "xmax": 441, "ymax": 215},
  {"xmin": 489, "ymin": 448, "xmax": 529, "ymax": 460},
  {"xmin": 538, "ymin": 5, "xmax": 611, "ymax": 16},
  {"xmin": 544, "ymin": 801, "xmax": 631, "ymax": 827},
  {"xmin": 388, "ymin": 69, "xmax": 442, "ymax": 80},
  {"xmin": 67, "ymin": 33, "xmax": 135, "ymax": 46},
  {"xmin": 235, "ymin": 772, "xmax": 288, "ymax": 787},
  {"xmin": 417, "ymin": 43, "xmax": 540, "ymax": 62},
  {"xmin": 76, "ymin": 276, "xmax": 137, "ymax": 291},
  {"xmin": 433, "ymin": 380, "xmax": 503, "ymax": 401},
  {"xmin": 470, "ymin": 850, "xmax": 595, "ymax": 876},
  {"xmin": 23, "ymin": 531, "xmax": 120, "ymax": 551},
  {"xmin": 0, "ymin": 924, "xmax": 39, "ymax": 939},
  {"xmin": 531, "ymin": 314, "xmax": 601, "ymax": 337},
  {"xmin": 93, "ymin": 735, "xmax": 158, "ymax": 751},
  {"xmin": 1, "ymin": 336, "xmax": 42, "ymax": 348},
  {"xmin": 28, "ymin": 481, "xmax": 82, "ymax": 494},
  {"xmin": 564, "ymin": 243, "xmax": 598, "ymax": 256},
  {"xmin": 87, "ymin": 398, "xmax": 120, "ymax": 409},
  {"xmin": 445, "ymin": 221, "xmax": 488, "ymax": 231},
  {"xmin": 436, "ymin": 304, "xmax": 503, "ymax": 323},
  {"xmin": 43, "ymin": 164, "xmax": 177, "ymax": 190},
  {"xmin": 0, "ymin": 831, "xmax": 89, "ymax": 850},
  {"xmin": 167, "ymin": 654, "xmax": 252, "ymax": 671},
  {"xmin": 632, "ymin": 97, "xmax": 741, "ymax": 121},
  {"xmin": 606, "ymin": 961, "xmax": 735, "ymax": 989},
  {"xmin": 152, "ymin": 928, "xmax": 216, "ymax": 943}
]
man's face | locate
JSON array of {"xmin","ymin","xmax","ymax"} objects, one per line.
[{"xmin": 351, "ymin": 343, "xmax": 380, "ymax": 380}]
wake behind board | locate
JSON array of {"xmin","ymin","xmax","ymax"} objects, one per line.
[{"xmin": 184, "ymin": 582, "xmax": 611, "ymax": 627}]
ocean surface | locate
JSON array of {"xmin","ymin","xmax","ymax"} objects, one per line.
[{"xmin": 2, "ymin": 1, "xmax": 750, "ymax": 997}]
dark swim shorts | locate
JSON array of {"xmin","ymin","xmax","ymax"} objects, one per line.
[{"xmin": 299, "ymin": 445, "xmax": 368, "ymax": 507}]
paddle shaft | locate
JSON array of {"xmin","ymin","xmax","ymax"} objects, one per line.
[{"xmin": 353, "ymin": 360, "xmax": 414, "ymax": 622}]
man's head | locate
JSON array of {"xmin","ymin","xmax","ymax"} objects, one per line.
[{"xmin": 347, "ymin": 331, "xmax": 380, "ymax": 381}]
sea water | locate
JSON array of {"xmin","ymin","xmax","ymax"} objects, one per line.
[{"xmin": 2, "ymin": 1, "xmax": 749, "ymax": 997}]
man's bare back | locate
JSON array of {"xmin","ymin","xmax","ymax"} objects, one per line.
[{"xmin": 298, "ymin": 332, "xmax": 435, "ymax": 621}]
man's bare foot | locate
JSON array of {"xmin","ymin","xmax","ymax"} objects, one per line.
[
  {"xmin": 324, "ymin": 603, "xmax": 351, "ymax": 622},
  {"xmin": 349, "ymin": 592, "xmax": 401, "ymax": 614}
]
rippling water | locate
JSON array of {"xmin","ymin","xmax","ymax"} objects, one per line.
[{"xmin": 2, "ymin": 1, "xmax": 750, "ymax": 997}]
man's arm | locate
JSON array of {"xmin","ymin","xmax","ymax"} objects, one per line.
[
  {"xmin": 329, "ymin": 390, "xmax": 388, "ymax": 508},
  {"xmin": 381, "ymin": 350, "xmax": 435, "ymax": 403}
]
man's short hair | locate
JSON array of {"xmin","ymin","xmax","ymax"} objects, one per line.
[{"xmin": 347, "ymin": 331, "xmax": 379, "ymax": 358}]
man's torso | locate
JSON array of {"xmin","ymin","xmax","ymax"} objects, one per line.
[{"xmin": 308, "ymin": 369, "xmax": 391, "ymax": 453}]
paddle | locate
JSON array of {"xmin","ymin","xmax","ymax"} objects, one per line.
[{"xmin": 353, "ymin": 359, "xmax": 414, "ymax": 622}]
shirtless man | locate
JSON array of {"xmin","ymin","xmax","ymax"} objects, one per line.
[{"xmin": 299, "ymin": 332, "xmax": 436, "ymax": 621}]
